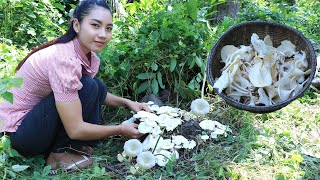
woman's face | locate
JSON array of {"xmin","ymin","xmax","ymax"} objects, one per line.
[{"xmin": 73, "ymin": 6, "xmax": 113, "ymax": 55}]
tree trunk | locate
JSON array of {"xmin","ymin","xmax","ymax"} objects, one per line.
[{"xmin": 211, "ymin": 0, "xmax": 240, "ymax": 24}]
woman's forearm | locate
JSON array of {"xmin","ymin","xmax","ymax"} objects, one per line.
[
  {"xmin": 104, "ymin": 92, "xmax": 132, "ymax": 107},
  {"xmin": 75, "ymin": 122, "xmax": 123, "ymax": 140},
  {"xmin": 56, "ymin": 100, "xmax": 128, "ymax": 140}
]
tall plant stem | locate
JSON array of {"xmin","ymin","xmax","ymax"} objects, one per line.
[{"xmin": 201, "ymin": 71, "xmax": 206, "ymax": 99}]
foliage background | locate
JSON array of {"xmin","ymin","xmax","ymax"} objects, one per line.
[{"xmin": 0, "ymin": 0, "xmax": 319, "ymax": 179}]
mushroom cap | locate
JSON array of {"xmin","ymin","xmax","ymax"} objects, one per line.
[
  {"xmin": 221, "ymin": 45, "xmax": 239, "ymax": 62},
  {"xmin": 136, "ymin": 151, "xmax": 156, "ymax": 169}
]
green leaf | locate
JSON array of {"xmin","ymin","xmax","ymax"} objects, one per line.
[
  {"xmin": 292, "ymin": 154, "xmax": 304, "ymax": 163},
  {"xmin": 7, "ymin": 148, "xmax": 21, "ymax": 158},
  {"xmin": 70, "ymin": 4, "xmax": 77, "ymax": 9},
  {"xmin": 196, "ymin": 75, "xmax": 201, "ymax": 82},
  {"xmin": 1, "ymin": 92, "xmax": 13, "ymax": 104},
  {"xmin": 188, "ymin": 58, "xmax": 196, "ymax": 69},
  {"xmin": 12, "ymin": 164, "xmax": 30, "ymax": 172},
  {"xmin": 42, "ymin": 165, "xmax": 51, "ymax": 176},
  {"xmin": 7, "ymin": 170, "xmax": 16, "ymax": 178},
  {"xmin": 195, "ymin": 56, "xmax": 203, "ymax": 68},
  {"xmin": 27, "ymin": 13, "xmax": 36, "ymax": 19},
  {"xmin": 169, "ymin": 59, "xmax": 177, "ymax": 72},
  {"xmin": 0, "ymin": 84, "xmax": 7, "ymax": 95},
  {"xmin": 151, "ymin": 79, "xmax": 159, "ymax": 94},
  {"xmin": 8, "ymin": 78, "xmax": 23, "ymax": 88},
  {"xmin": 42, "ymin": 0, "xmax": 51, "ymax": 4},
  {"xmin": 151, "ymin": 62, "xmax": 158, "ymax": 71},
  {"xmin": 53, "ymin": 3, "xmax": 65, "ymax": 11},
  {"xmin": 126, "ymin": 2, "xmax": 137, "ymax": 15},
  {"xmin": 157, "ymin": 72, "xmax": 165, "ymax": 89},
  {"xmin": 136, "ymin": 73, "xmax": 155, "ymax": 80},
  {"xmin": 137, "ymin": 81, "xmax": 149, "ymax": 94},
  {"xmin": 218, "ymin": 166, "xmax": 224, "ymax": 177},
  {"xmin": 27, "ymin": 28, "xmax": 36, "ymax": 36},
  {"xmin": 94, "ymin": 166, "xmax": 100, "ymax": 174},
  {"xmin": 0, "ymin": 153, "xmax": 6, "ymax": 163},
  {"xmin": 128, "ymin": 26, "xmax": 135, "ymax": 33},
  {"xmin": 187, "ymin": 0, "xmax": 198, "ymax": 21},
  {"xmin": 101, "ymin": 167, "xmax": 106, "ymax": 174},
  {"xmin": 188, "ymin": 79, "xmax": 195, "ymax": 90},
  {"xmin": 1, "ymin": 135, "xmax": 11, "ymax": 150}
]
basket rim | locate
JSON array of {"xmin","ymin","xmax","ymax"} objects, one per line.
[{"xmin": 206, "ymin": 20, "xmax": 317, "ymax": 113}]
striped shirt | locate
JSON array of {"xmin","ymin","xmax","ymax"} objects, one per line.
[{"xmin": 0, "ymin": 38, "xmax": 100, "ymax": 132}]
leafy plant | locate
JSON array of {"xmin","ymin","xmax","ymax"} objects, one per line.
[
  {"xmin": 0, "ymin": 135, "xmax": 24, "ymax": 179},
  {"xmin": 0, "ymin": 0, "xmax": 319, "ymax": 179},
  {"xmin": 0, "ymin": 43, "xmax": 25, "ymax": 103},
  {"xmin": 98, "ymin": 0, "xmax": 215, "ymax": 103},
  {"xmin": 0, "ymin": 0, "xmax": 66, "ymax": 48},
  {"xmin": 238, "ymin": 0, "xmax": 320, "ymax": 44}
]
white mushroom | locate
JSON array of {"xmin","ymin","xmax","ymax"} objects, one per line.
[
  {"xmin": 142, "ymin": 134, "xmax": 157, "ymax": 151},
  {"xmin": 256, "ymin": 87, "xmax": 271, "ymax": 106},
  {"xmin": 213, "ymin": 71, "xmax": 230, "ymax": 93},
  {"xmin": 221, "ymin": 45, "xmax": 239, "ymax": 63},
  {"xmin": 134, "ymin": 111, "xmax": 159, "ymax": 120},
  {"xmin": 276, "ymin": 77, "xmax": 297, "ymax": 101},
  {"xmin": 200, "ymin": 134, "xmax": 210, "ymax": 141},
  {"xmin": 123, "ymin": 139, "xmax": 143, "ymax": 157},
  {"xmin": 264, "ymin": 35, "xmax": 273, "ymax": 47},
  {"xmin": 294, "ymin": 51, "xmax": 308, "ymax": 69},
  {"xmin": 151, "ymin": 125, "xmax": 162, "ymax": 137},
  {"xmin": 172, "ymin": 135, "xmax": 189, "ymax": 146},
  {"xmin": 157, "ymin": 137, "xmax": 174, "ymax": 150},
  {"xmin": 251, "ymin": 33, "xmax": 268, "ymax": 57},
  {"xmin": 183, "ymin": 140, "xmax": 196, "ymax": 149},
  {"xmin": 136, "ymin": 151, "xmax": 156, "ymax": 169},
  {"xmin": 277, "ymin": 40, "xmax": 296, "ymax": 57},
  {"xmin": 190, "ymin": 98, "xmax": 210, "ymax": 116},
  {"xmin": 199, "ymin": 120, "xmax": 216, "ymax": 130},
  {"xmin": 214, "ymin": 33, "xmax": 310, "ymax": 106},
  {"xmin": 138, "ymin": 121, "xmax": 153, "ymax": 134},
  {"xmin": 149, "ymin": 104, "xmax": 160, "ymax": 112},
  {"xmin": 247, "ymin": 57, "xmax": 272, "ymax": 87},
  {"xmin": 144, "ymin": 118, "xmax": 158, "ymax": 127},
  {"xmin": 155, "ymin": 150, "xmax": 173, "ymax": 167}
]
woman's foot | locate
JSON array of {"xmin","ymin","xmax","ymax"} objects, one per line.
[{"xmin": 46, "ymin": 151, "xmax": 93, "ymax": 171}]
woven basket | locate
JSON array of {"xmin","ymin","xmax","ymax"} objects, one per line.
[{"xmin": 206, "ymin": 21, "xmax": 317, "ymax": 113}]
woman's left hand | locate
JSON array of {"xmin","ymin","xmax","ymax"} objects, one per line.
[{"xmin": 126, "ymin": 100, "xmax": 150, "ymax": 113}]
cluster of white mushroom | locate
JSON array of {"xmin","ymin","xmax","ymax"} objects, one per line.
[
  {"xmin": 198, "ymin": 119, "xmax": 232, "ymax": 140},
  {"xmin": 117, "ymin": 99, "xmax": 231, "ymax": 173},
  {"xmin": 214, "ymin": 33, "xmax": 311, "ymax": 106}
]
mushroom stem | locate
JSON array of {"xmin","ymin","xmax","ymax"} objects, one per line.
[{"xmin": 152, "ymin": 136, "xmax": 162, "ymax": 154}]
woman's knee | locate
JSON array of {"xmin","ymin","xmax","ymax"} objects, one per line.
[
  {"xmin": 93, "ymin": 77, "xmax": 108, "ymax": 102},
  {"xmin": 93, "ymin": 78, "xmax": 108, "ymax": 93}
]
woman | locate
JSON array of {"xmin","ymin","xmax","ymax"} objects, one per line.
[{"xmin": 0, "ymin": 0, "xmax": 148, "ymax": 171}]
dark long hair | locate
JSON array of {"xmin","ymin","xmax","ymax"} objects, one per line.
[{"xmin": 16, "ymin": 0, "xmax": 112, "ymax": 71}]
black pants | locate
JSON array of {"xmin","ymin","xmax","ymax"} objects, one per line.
[{"xmin": 8, "ymin": 75, "xmax": 108, "ymax": 156}]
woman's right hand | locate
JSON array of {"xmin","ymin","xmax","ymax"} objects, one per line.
[{"xmin": 119, "ymin": 123, "xmax": 143, "ymax": 139}]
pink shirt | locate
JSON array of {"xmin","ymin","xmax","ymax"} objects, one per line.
[{"xmin": 0, "ymin": 38, "xmax": 100, "ymax": 132}]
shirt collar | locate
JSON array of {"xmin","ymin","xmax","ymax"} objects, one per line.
[
  {"xmin": 73, "ymin": 38, "xmax": 92, "ymax": 68},
  {"xmin": 72, "ymin": 38, "xmax": 102, "ymax": 77}
]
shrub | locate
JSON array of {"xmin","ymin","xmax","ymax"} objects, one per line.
[
  {"xmin": 0, "ymin": 0, "xmax": 66, "ymax": 48},
  {"xmin": 98, "ymin": 0, "xmax": 214, "ymax": 103}
]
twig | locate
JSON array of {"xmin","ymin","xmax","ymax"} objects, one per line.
[{"xmin": 104, "ymin": 164, "xmax": 127, "ymax": 178}]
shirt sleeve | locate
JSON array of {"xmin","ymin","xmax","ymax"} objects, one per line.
[{"xmin": 48, "ymin": 56, "xmax": 83, "ymax": 102}]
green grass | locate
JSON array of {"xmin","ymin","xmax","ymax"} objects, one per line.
[
  {"xmin": 1, "ymin": 90, "xmax": 319, "ymax": 180},
  {"xmin": 1, "ymin": 0, "xmax": 319, "ymax": 179}
]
